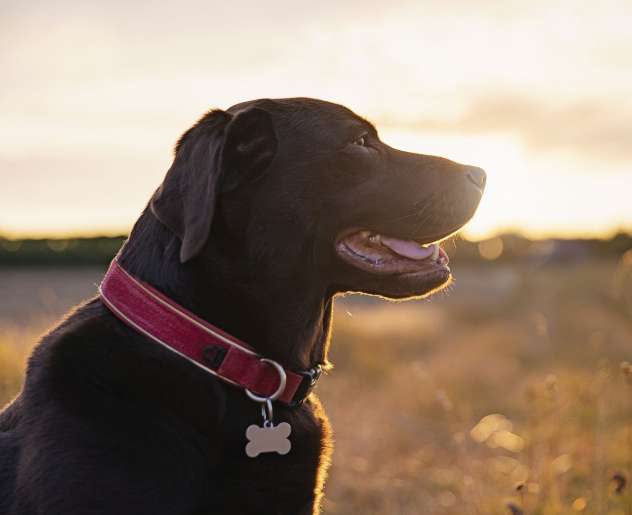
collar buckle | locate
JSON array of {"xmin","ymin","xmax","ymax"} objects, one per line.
[{"xmin": 289, "ymin": 365, "xmax": 323, "ymax": 407}]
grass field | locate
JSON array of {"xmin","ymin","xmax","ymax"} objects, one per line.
[{"xmin": 1, "ymin": 259, "xmax": 631, "ymax": 514}]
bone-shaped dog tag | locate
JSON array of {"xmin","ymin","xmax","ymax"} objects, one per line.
[{"xmin": 245, "ymin": 422, "xmax": 292, "ymax": 458}]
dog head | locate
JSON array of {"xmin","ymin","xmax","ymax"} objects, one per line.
[{"xmin": 150, "ymin": 98, "xmax": 485, "ymax": 300}]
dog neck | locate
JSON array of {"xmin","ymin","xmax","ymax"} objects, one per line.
[{"xmin": 117, "ymin": 209, "xmax": 333, "ymax": 371}]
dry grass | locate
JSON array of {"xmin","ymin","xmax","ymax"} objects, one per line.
[{"xmin": 1, "ymin": 260, "xmax": 631, "ymax": 514}]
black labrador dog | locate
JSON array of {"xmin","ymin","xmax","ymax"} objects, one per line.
[{"xmin": 0, "ymin": 97, "xmax": 485, "ymax": 514}]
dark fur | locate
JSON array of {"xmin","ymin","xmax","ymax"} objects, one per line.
[{"xmin": 0, "ymin": 98, "xmax": 483, "ymax": 514}]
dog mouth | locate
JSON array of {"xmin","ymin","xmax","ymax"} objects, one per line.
[{"xmin": 335, "ymin": 230, "xmax": 450, "ymax": 276}]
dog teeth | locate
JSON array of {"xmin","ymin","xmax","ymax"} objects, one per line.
[
  {"xmin": 417, "ymin": 243, "xmax": 440, "ymax": 261},
  {"xmin": 368, "ymin": 234, "xmax": 381, "ymax": 244},
  {"xmin": 431, "ymin": 243, "xmax": 440, "ymax": 261}
]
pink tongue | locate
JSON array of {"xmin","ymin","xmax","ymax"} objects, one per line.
[{"xmin": 381, "ymin": 236, "xmax": 434, "ymax": 260}]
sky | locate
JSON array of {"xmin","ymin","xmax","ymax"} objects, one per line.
[{"xmin": 1, "ymin": 0, "xmax": 631, "ymax": 239}]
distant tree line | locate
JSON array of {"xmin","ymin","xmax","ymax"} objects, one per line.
[
  {"xmin": 450, "ymin": 232, "xmax": 632, "ymax": 263},
  {"xmin": 0, "ymin": 236, "xmax": 126, "ymax": 266},
  {"xmin": 1, "ymin": 232, "xmax": 631, "ymax": 267}
]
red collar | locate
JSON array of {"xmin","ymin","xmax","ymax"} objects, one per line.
[{"xmin": 99, "ymin": 260, "xmax": 321, "ymax": 407}]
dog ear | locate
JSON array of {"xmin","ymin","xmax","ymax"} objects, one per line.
[
  {"xmin": 150, "ymin": 110, "xmax": 231, "ymax": 263},
  {"xmin": 150, "ymin": 107, "xmax": 277, "ymax": 263}
]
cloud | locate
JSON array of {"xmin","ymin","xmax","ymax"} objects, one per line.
[{"xmin": 381, "ymin": 96, "xmax": 632, "ymax": 165}]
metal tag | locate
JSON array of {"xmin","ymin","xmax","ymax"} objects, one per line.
[{"xmin": 245, "ymin": 422, "xmax": 292, "ymax": 458}]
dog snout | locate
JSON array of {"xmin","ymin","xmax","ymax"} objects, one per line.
[{"xmin": 465, "ymin": 166, "xmax": 486, "ymax": 191}]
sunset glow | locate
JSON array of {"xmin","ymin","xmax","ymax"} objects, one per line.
[{"xmin": 2, "ymin": 1, "xmax": 631, "ymax": 239}]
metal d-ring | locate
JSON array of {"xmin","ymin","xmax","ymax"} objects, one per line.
[{"xmin": 245, "ymin": 358, "xmax": 287, "ymax": 403}]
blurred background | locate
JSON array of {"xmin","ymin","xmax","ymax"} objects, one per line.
[{"xmin": 1, "ymin": 1, "xmax": 631, "ymax": 514}]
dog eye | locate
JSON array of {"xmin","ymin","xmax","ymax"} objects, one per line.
[{"xmin": 352, "ymin": 134, "xmax": 368, "ymax": 147}]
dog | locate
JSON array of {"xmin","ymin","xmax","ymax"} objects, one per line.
[{"xmin": 0, "ymin": 97, "xmax": 485, "ymax": 514}]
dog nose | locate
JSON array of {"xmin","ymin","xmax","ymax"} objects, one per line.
[{"xmin": 465, "ymin": 166, "xmax": 486, "ymax": 190}]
